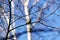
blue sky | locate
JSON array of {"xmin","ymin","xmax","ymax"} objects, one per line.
[
  {"xmin": 13, "ymin": 0, "xmax": 60, "ymax": 40},
  {"xmin": 1, "ymin": 0, "xmax": 60, "ymax": 40}
]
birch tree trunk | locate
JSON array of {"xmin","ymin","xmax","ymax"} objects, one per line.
[
  {"xmin": 10, "ymin": 0, "xmax": 17, "ymax": 40},
  {"xmin": 4, "ymin": 0, "xmax": 17, "ymax": 40},
  {"xmin": 22, "ymin": 0, "xmax": 32, "ymax": 40}
]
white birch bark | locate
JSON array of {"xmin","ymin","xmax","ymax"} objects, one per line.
[
  {"xmin": 32, "ymin": 0, "xmax": 39, "ymax": 5},
  {"xmin": 22, "ymin": 0, "xmax": 31, "ymax": 40},
  {"xmin": 3, "ymin": 0, "xmax": 10, "ymax": 38},
  {"xmin": 10, "ymin": 0, "xmax": 17, "ymax": 40},
  {"xmin": 4, "ymin": 0, "xmax": 17, "ymax": 40},
  {"xmin": 0, "ymin": 7, "xmax": 7, "ymax": 38}
]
